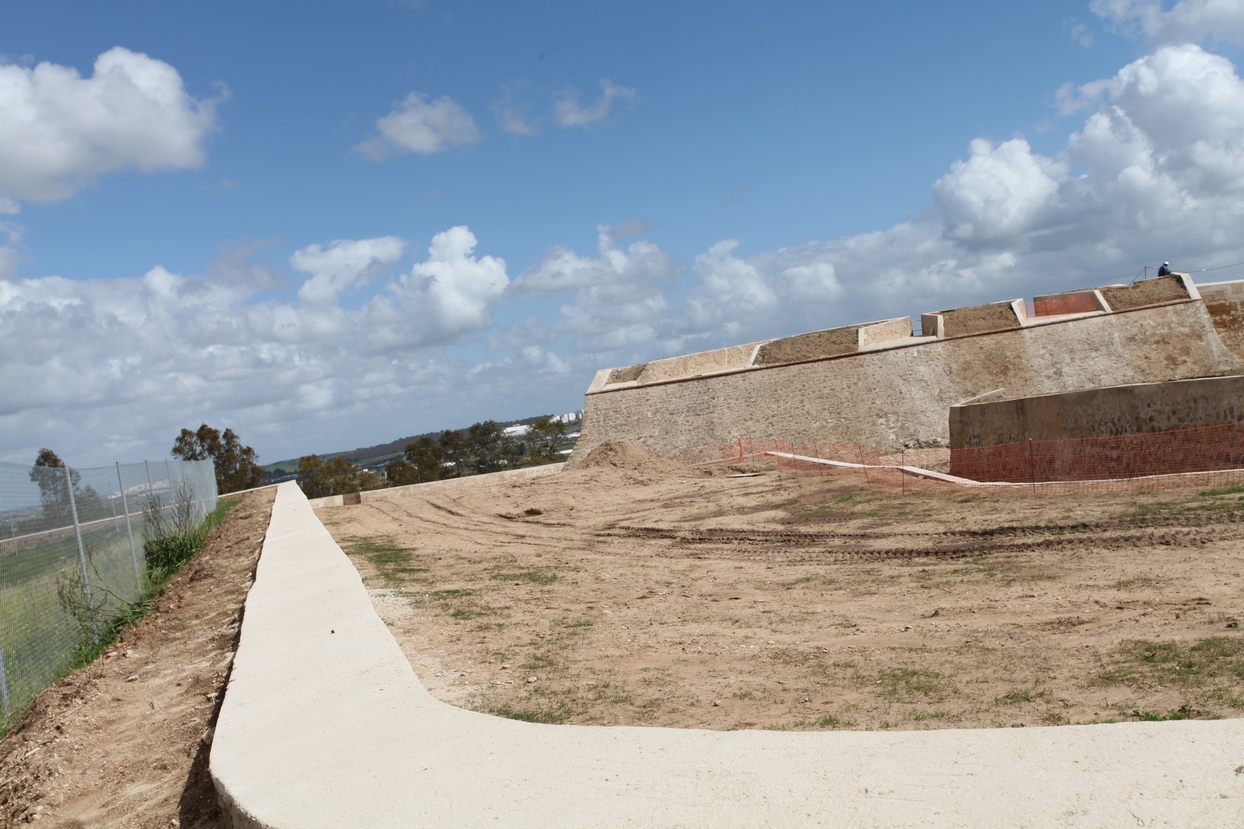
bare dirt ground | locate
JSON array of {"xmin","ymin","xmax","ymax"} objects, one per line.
[
  {"xmin": 0, "ymin": 489, "xmax": 274, "ymax": 829},
  {"xmin": 320, "ymin": 443, "xmax": 1244, "ymax": 732}
]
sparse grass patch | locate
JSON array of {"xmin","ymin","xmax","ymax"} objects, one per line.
[
  {"xmin": 489, "ymin": 701, "xmax": 574, "ymax": 724},
  {"xmin": 996, "ymin": 688, "xmax": 1042, "ymax": 705},
  {"xmin": 340, "ymin": 536, "xmax": 429, "ymax": 582},
  {"xmin": 911, "ymin": 710, "xmax": 951, "ymax": 722},
  {"xmin": 1198, "ymin": 484, "xmax": 1244, "ymax": 497},
  {"xmin": 521, "ymin": 652, "xmax": 556, "ymax": 671},
  {"xmin": 1096, "ymin": 637, "xmax": 1244, "ymax": 704},
  {"xmin": 856, "ymin": 666, "xmax": 954, "ymax": 700},
  {"xmin": 489, "ymin": 569, "xmax": 558, "ymax": 585}
]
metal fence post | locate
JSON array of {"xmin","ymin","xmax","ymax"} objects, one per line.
[
  {"xmin": 66, "ymin": 466, "xmax": 94, "ymax": 612},
  {"xmin": 118, "ymin": 462, "xmax": 141, "ymax": 588},
  {"xmin": 165, "ymin": 460, "xmax": 176, "ymax": 522},
  {"xmin": 144, "ymin": 459, "xmax": 157, "ymax": 521},
  {"xmin": 0, "ymin": 635, "xmax": 10, "ymax": 719},
  {"xmin": 0, "ymin": 469, "xmax": 9, "ymax": 718}
]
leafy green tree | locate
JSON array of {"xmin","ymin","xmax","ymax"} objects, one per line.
[
  {"xmin": 523, "ymin": 417, "xmax": 568, "ymax": 464},
  {"xmin": 30, "ymin": 448, "xmax": 77, "ymax": 523},
  {"xmin": 466, "ymin": 420, "xmax": 521, "ymax": 473},
  {"xmin": 297, "ymin": 454, "xmax": 372, "ymax": 498},
  {"xmin": 439, "ymin": 429, "xmax": 470, "ymax": 478},
  {"xmin": 384, "ymin": 457, "xmax": 420, "ymax": 487},
  {"xmin": 172, "ymin": 424, "xmax": 265, "ymax": 494},
  {"xmin": 388, "ymin": 435, "xmax": 445, "ymax": 485}
]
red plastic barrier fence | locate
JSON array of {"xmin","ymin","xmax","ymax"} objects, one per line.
[{"xmin": 950, "ymin": 423, "xmax": 1244, "ymax": 484}]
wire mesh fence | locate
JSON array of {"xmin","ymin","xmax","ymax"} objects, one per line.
[
  {"xmin": 675, "ymin": 427, "xmax": 1244, "ymax": 496},
  {"xmin": 0, "ymin": 458, "xmax": 217, "ymax": 732}
]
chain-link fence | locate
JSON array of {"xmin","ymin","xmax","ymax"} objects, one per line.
[{"xmin": 0, "ymin": 458, "xmax": 217, "ymax": 732}]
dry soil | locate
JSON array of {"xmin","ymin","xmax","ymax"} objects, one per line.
[
  {"xmin": 319, "ymin": 443, "xmax": 1244, "ymax": 732},
  {"xmin": 0, "ymin": 489, "xmax": 274, "ymax": 829}
]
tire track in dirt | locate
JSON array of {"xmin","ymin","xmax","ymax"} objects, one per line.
[{"xmin": 596, "ymin": 522, "xmax": 1237, "ymax": 565}]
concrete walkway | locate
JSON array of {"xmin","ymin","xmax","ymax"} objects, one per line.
[{"xmin": 210, "ymin": 482, "xmax": 1244, "ymax": 828}]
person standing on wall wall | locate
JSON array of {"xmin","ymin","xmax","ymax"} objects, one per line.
[{"xmin": 1158, "ymin": 261, "xmax": 1172, "ymax": 276}]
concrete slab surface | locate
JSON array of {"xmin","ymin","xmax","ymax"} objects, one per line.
[{"xmin": 210, "ymin": 482, "xmax": 1244, "ymax": 828}]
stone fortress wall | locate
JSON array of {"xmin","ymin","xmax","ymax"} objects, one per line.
[{"xmin": 569, "ymin": 275, "xmax": 1242, "ymax": 463}]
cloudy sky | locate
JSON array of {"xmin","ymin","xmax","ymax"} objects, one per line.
[{"xmin": 4, "ymin": 0, "xmax": 1244, "ymax": 467}]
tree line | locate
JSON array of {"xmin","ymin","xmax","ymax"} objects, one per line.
[
  {"xmin": 28, "ymin": 415, "xmax": 569, "ymax": 508},
  {"xmin": 300, "ymin": 416, "xmax": 568, "ymax": 498}
]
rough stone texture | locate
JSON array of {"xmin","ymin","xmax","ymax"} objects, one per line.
[
  {"xmin": 1200, "ymin": 279, "xmax": 1244, "ymax": 363},
  {"xmin": 570, "ymin": 300, "xmax": 1239, "ymax": 462},
  {"xmin": 1100, "ymin": 275, "xmax": 1189, "ymax": 310},
  {"xmin": 950, "ymin": 374, "xmax": 1244, "ymax": 448},
  {"xmin": 634, "ymin": 343, "xmax": 757, "ymax": 384},
  {"xmin": 600, "ymin": 320, "xmax": 915, "ymax": 389}
]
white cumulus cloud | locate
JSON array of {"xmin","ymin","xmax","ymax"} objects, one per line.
[
  {"xmin": 932, "ymin": 138, "xmax": 1068, "ymax": 245},
  {"xmin": 512, "ymin": 222, "xmax": 681, "ymax": 297},
  {"xmin": 292, "ymin": 236, "xmax": 407, "ymax": 305},
  {"xmin": 355, "ymin": 92, "xmax": 481, "ymax": 159},
  {"xmin": 370, "ymin": 226, "xmax": 508, "ymax": 348},
  {"xmin": 0, "ymin": 47, "xmax": 222, "ymax": 208}
]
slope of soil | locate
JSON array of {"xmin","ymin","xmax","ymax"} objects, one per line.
[
  {"xmin": 753, "ymin": 326, "xmax": 860, "ymax": 365},
  {"xmin": 574, "ymin": 441, "xmax": 709, "ymax": 480},
  {"xmin": 320, "ymin": 454, "xmax": 1244, "ymax": 732},
  {"xmin": 0, "ymin": 489, "xmax": 274, "ymax": 829},
  {"xmin": 939, "ymin": 302, "xmax": 1021, "ymax": 338},
  {"xmin": 1100, "ymin": 276, "xmax": 1189, "ymax": 311}
]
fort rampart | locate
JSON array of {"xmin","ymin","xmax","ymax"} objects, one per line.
[{"xmin": 570, "ymin": 276, "xmax": 1239, "ymax": 462}]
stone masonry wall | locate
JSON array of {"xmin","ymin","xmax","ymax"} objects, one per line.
[
  {"xmin": 949, "ymin": 374, "xmax": 1244, "ymax": 448},
  {"xmin": 1199, "ymin": 279, "xmax": 1244, "ymax": 363},
  {"xmin": 569, "ymin": 300, "xmax": 1239, "ymax": 463}
]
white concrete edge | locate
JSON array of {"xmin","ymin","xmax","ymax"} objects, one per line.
[{"xmin": 210, "ymin": 481, "xmax": 1244, "ymax": 828}]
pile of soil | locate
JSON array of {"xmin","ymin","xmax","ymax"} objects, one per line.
[
  {"xmin": 574, "ymin": 441, "xmax": 708, "ymax": 482},
  {"xmin": 1100, "ymin": 276, "xmax": 1189, "ymax": 311},
  {"xmin": 754, "ymin": 326, "xmax": 859, "ymax": 366},
  {"xmin": 0, "ymin": 489, "xmax": 274, "ymax": 828},
  {"xmin": 938, "ymin": 302, "xmax": 1021, "ymax": 338}
]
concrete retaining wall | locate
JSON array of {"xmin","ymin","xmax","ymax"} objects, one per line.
[
  {"xmin": 950, "ymin": 375, "xmax": 1244, "ymax": 448},
  {"xmin": 209, "ymin": 482, "xmax": 1244, "ymax": 827},
  {"xmin": 571, "ymin": 299, "xmax": 1238, "ymax": 462}
]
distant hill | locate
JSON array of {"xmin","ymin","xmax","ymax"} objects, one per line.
[{"xmin": 262, "ymin": 412, "xmax": 581, "ymax": 475}]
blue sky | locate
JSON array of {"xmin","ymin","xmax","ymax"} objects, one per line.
[{"xmin": 4, "ymin": 0, "xmax": 1244, "ymax": 467}]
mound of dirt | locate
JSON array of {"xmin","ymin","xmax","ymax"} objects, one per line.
[
  {"xmin": 754, "ymin": 325, "xmax": 860, "ymax": 365},
  {"xmin": 1100, "ymin": 276, "xmax": 1189, "ymax": 311},
  {"xmin": 575, "ymin": 441, "xmax": 708, "ymax": 480}
]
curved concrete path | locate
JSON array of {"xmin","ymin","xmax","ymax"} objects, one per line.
[{"xmin": 210, "ymin": 482, "xmax": 1244, "ymax": 827}]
